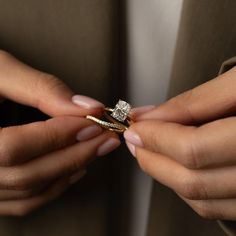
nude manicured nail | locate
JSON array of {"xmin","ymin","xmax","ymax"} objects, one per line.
[
  {"xmin": 76, "ymin": 125, "xmax": 103, "ymax": 141},
  {"xmin": 69, "ymin": 169, "xmax": 87, "ymax": 184},
  {"xmin": 97, "ymin": 138, "xmax": 121, "ymax": 156},
  {"xmin": 72, "ymin": 95, "xmax": 104, "ymax": 109},
  {"xmin": 126, "ymin": 141, "xmax": 136, "ymax": 157},
  {"xmin": 130, "ymin": 105, "xmax": 156, "ymax": 117},
  {"xmin": 123, "ymin": 130, "xmax": 143, "ymax": 147}
]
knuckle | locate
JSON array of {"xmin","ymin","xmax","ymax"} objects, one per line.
[
  {"xmin": 0, "ymin": 128, "xmax": 18, "ymax": 166},
  {"xmin": 178, "ymin": 173, "xmax": 208, "ymax": 200},
  {"xmin": 37, "ymin": 73, "xmax": 66, "ymax": 95},
  {"xmin": 0, "ymin": 144, "xmax": 13, "ymax": 167},
  {"xmin": 35, "ymin": 73, "xmax": 69, "ymax": 111},
  {"xmin": 4, "ymin": 168, "xmax": 31, "ymax": 190},
  {"xmin": 66, "ymin": 156, "xmax": 85, "ymax": 174},
  {"xmin": 179, "ymin": 131, "xmax": 202, "ymax": 169},
  {"xmin": 0, "ymin": 50, "xmax": 11, "ymax": 61},
  {"xmin": 43, "ymin": 121, "xmax": 62, "ymax": 150},
  {"xmin": 175, "ymin": 89, "xmax": 197, "ymax": 123}
]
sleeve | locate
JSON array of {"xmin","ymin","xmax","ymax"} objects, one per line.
[
  {"xmin": 218, "ymin": 57, "xmax": 236, "ymax": 75},
  {"xmin": 217, "ymin": 56, "xmax": 236, "ymax": 236}
]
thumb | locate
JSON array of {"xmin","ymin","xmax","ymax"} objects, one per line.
[
  {"xmin": 0, "ymin": 50, "xmax": 104, "ymax": 117},
  {"xmin": 132, "ymin": 66, "xmax": 236, "ymax": 125}
]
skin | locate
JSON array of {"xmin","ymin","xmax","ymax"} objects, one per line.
[
  {"xmin": 125, "ymin": 66, "xmax": 236, "ymax": 220},
  {"xmin": 0, "ymin": 50, "xmax": 119, "ymax": 216}
]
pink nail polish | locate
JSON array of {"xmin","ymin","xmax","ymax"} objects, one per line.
[
  {"xmin": 69, "ymin": 169, "xmax": 87, "ymax": 184},
  {"xmin": 130, "ymin": 105, "xmax": 156, "ymax": 117},
  {"xmin": 126, "ymin": 141, "xmax": 136, "ymax": 157},
  {"xmin": 72, "ymin": 95, "xmax": 104, "ymax": 109},
  {"xmin": 97, "ymin": 138, "xmax": 121, "ymax": 156},
  {"xmin": 123, "ymin": 130, "xmax": 143, "ymax": 147},
  {"xmin": 76, "ymin": 125, "xmax": 103, "ymax": 141}
]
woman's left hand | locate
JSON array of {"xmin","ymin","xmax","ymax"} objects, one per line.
[{"xmin": 124, "ymin": 66, "xmax": 236, "ymax": 220}]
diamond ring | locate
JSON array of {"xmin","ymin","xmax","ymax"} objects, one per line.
[
  {"xmin": 86, "ymin": 99, "xmax": 133, "ymax": 133},
  {"xmin": 109, "ymin": 99, "xmax": 131, "ymax": 122}
]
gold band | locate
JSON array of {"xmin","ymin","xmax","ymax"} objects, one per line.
[
  {"xmin": 86, "ymin": 100, "xmax": 133, "ymax": 133},
  {"xmin": 86, "ymin": 115, "xmax": 128, "ymax": 133}
]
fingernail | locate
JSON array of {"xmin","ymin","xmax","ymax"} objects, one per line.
[
  {"xmin": 76, "ymin": 125, "xmax": 103, "ymax": 142},
  {"xmin": 123, "ymin": 130, "xmax": 143, "ymax": 147},
  {"xmin": 130, "ymin": 105, "xmax": 156, "ymax": 117},
  {"xmin": 72, "ymin": 95, "xmax": 104, "ymax": 109},
  {"xmin": 97, "ymin": 138, "xmax": 121, "ymax": 156},
  {"xmin": 69, "ymin": 169, "xmax": 87, "ymax": 184},
  {"xmin": 126, "ymin": 141, "xmax": 136, "ymax": 157}
]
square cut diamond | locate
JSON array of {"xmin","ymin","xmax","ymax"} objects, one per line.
[{"xmin": 111, "ymin": 100, "xmax": 131, "ymax": 122}]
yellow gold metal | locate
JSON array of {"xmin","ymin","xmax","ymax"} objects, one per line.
[
  {"xmin": 104, "ymin": 110, "xmax": 133, "ymax": 127},
  {"xmin": 86, "ymin": 115, "xmax": 127, "ymax": 133},
  {"xmin": 86, "ymin": 102, "xmax": 133, "ymax": 134}
]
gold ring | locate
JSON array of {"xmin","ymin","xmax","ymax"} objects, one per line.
[
  {"xmin": 86, "ymin": 99, "xmax": 133, "ymax": 133},
  {"xmin": 104, "ymin": 108, "xmax": 133, "ymax": 127},
  {"xmin": 86, "ymin": 115, "xmax": 127, "ymax": 133}
]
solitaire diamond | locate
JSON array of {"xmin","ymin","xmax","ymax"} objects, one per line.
[{"xmin": 111, "ymin": 100, "xmax": 131, "ymax": 122}]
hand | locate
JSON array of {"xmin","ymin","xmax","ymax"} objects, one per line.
[
  {"xmin": 124, "ymin": 66, "xmax": 236, "ymax": 220},
  {"xmin": 0, "ymin": 50, "xmax": 120, "ymax": 215}
]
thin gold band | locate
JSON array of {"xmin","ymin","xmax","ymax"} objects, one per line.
[
  {"xmin": 86, "ymin": 115, "xmax": 127, "ymax": 133},
  {"xmin": 86, "ymin": 107, "xmax": 133, "ymax": 133},
  {"xmin": 86, "ymin": 99, "xmax": 133, "ymax": 133}
]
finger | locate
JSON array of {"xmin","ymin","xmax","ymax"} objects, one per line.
[
  {"xmin": 68, "ymin": 169, "xmax": 87, "ymax": 185},
  {"xmin": 132, "ymin": 146, "xmax": 236, "ymax": 200},
  {"xmin": 132, "ymin": 147, "xmax": 193, "ymax": 199},
  {"xmin": 0, "ymin": 169, "xmax": 86, "ymax": 201},
  {"xmin": 0, "ymin": 116, "xmax": 103, "ymax": 166},
  {"xmin": 0, "ymin": 131, "xmax": 120, "ymax": 190},
  {"xmin": 125, "ymin": 117, "xmax": 236, "ymax": 169},
  {"xmin": 135, "ymin": 66, "xmax": 236, "ymax": 124},
  {"xmin": 124, "ymin": 120, "xmax": 198, "ymax": 168},
  {"xmin": 0, "ymin": 50, "xmax": 104, "ymax": 117},
  {"xmin": 0, "ymin": 185, "xmax": 46, "ymax": 201},
  {"xmin": 192, "ymin": 165, "xmax": 236, "ymax": 200},
  {"xmin": 0, "ymin": 174, "xmax": 76, "ymax": 216},
  {"xmin": 179, "ymin": 195, "xmax": 236, "ymax": 220}
]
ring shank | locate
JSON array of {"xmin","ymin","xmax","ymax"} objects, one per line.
[
  {"xmin": 86, "ymin": 105, "xmax": 133, "ymax": 134},
  {"xmin": 86, "ymin": 115, "xmax": 127, "ymax": 133}
]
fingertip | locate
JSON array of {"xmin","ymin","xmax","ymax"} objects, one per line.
[
  {"xmin": 130, "ymin": 105, "xmax": 156, "ymax": 119},
  {"xmin": 125, "ymin": 141, "xmax": 136, "ymax": 157},
  {"xmin": 96, "ymin": 137, "xmax": 121, "ymax": 156},
  {"xmin": 123, "ymin": 129, "xmax": 143, "ymax": 148},
  {"xmin": 135, "ymin": 106, "xmax": 168, "ymax": 121},
  {"xmin": 95, "ymin": 130, "xmax": 121, "ymax": 156},
  {"xmin": 69, "ymin": 95, "xmax": 105, "ymax": 118},
  {"xmin": 72, "ymin": 95, "xmax": 105, "ymax": 109},
  {"xmin": 76, "ymin": 125, "xmax": 103, "ymax": 142}
]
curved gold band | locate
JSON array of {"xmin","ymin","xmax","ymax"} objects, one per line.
[
  {"xmin": 86, "ymin": 107, "xmax": 133, "ymax": 133},
  {"xmin": 86, "ymin": 99, "xmax": 133, "ymax": 133},
  {"xmin": 86, "ymin": 115, "xmax": 127, "ymax": 133}
]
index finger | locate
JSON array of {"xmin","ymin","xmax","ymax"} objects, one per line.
[
  {"xmin": 124, "ymin": 117, "xmax": 236, "ymax": 169},
  {"xmin": 0, "ymin": 50, "xmax": 104, "ymax": 117},
  {"xmin": 0, "ymin": 131, "xmax": 120, "ymax": 190},
  {"xmin": 135, "ymin": 66, "xmax": 236, "ymax": 125},
  {"xmin": 0, "ymin": 116, "xmax": 103, "ymax": 166}
]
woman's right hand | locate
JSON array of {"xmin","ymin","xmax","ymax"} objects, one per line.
[{"xmin": 0, "ymin": 50, "xmax": 120, "ymax": 216}]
